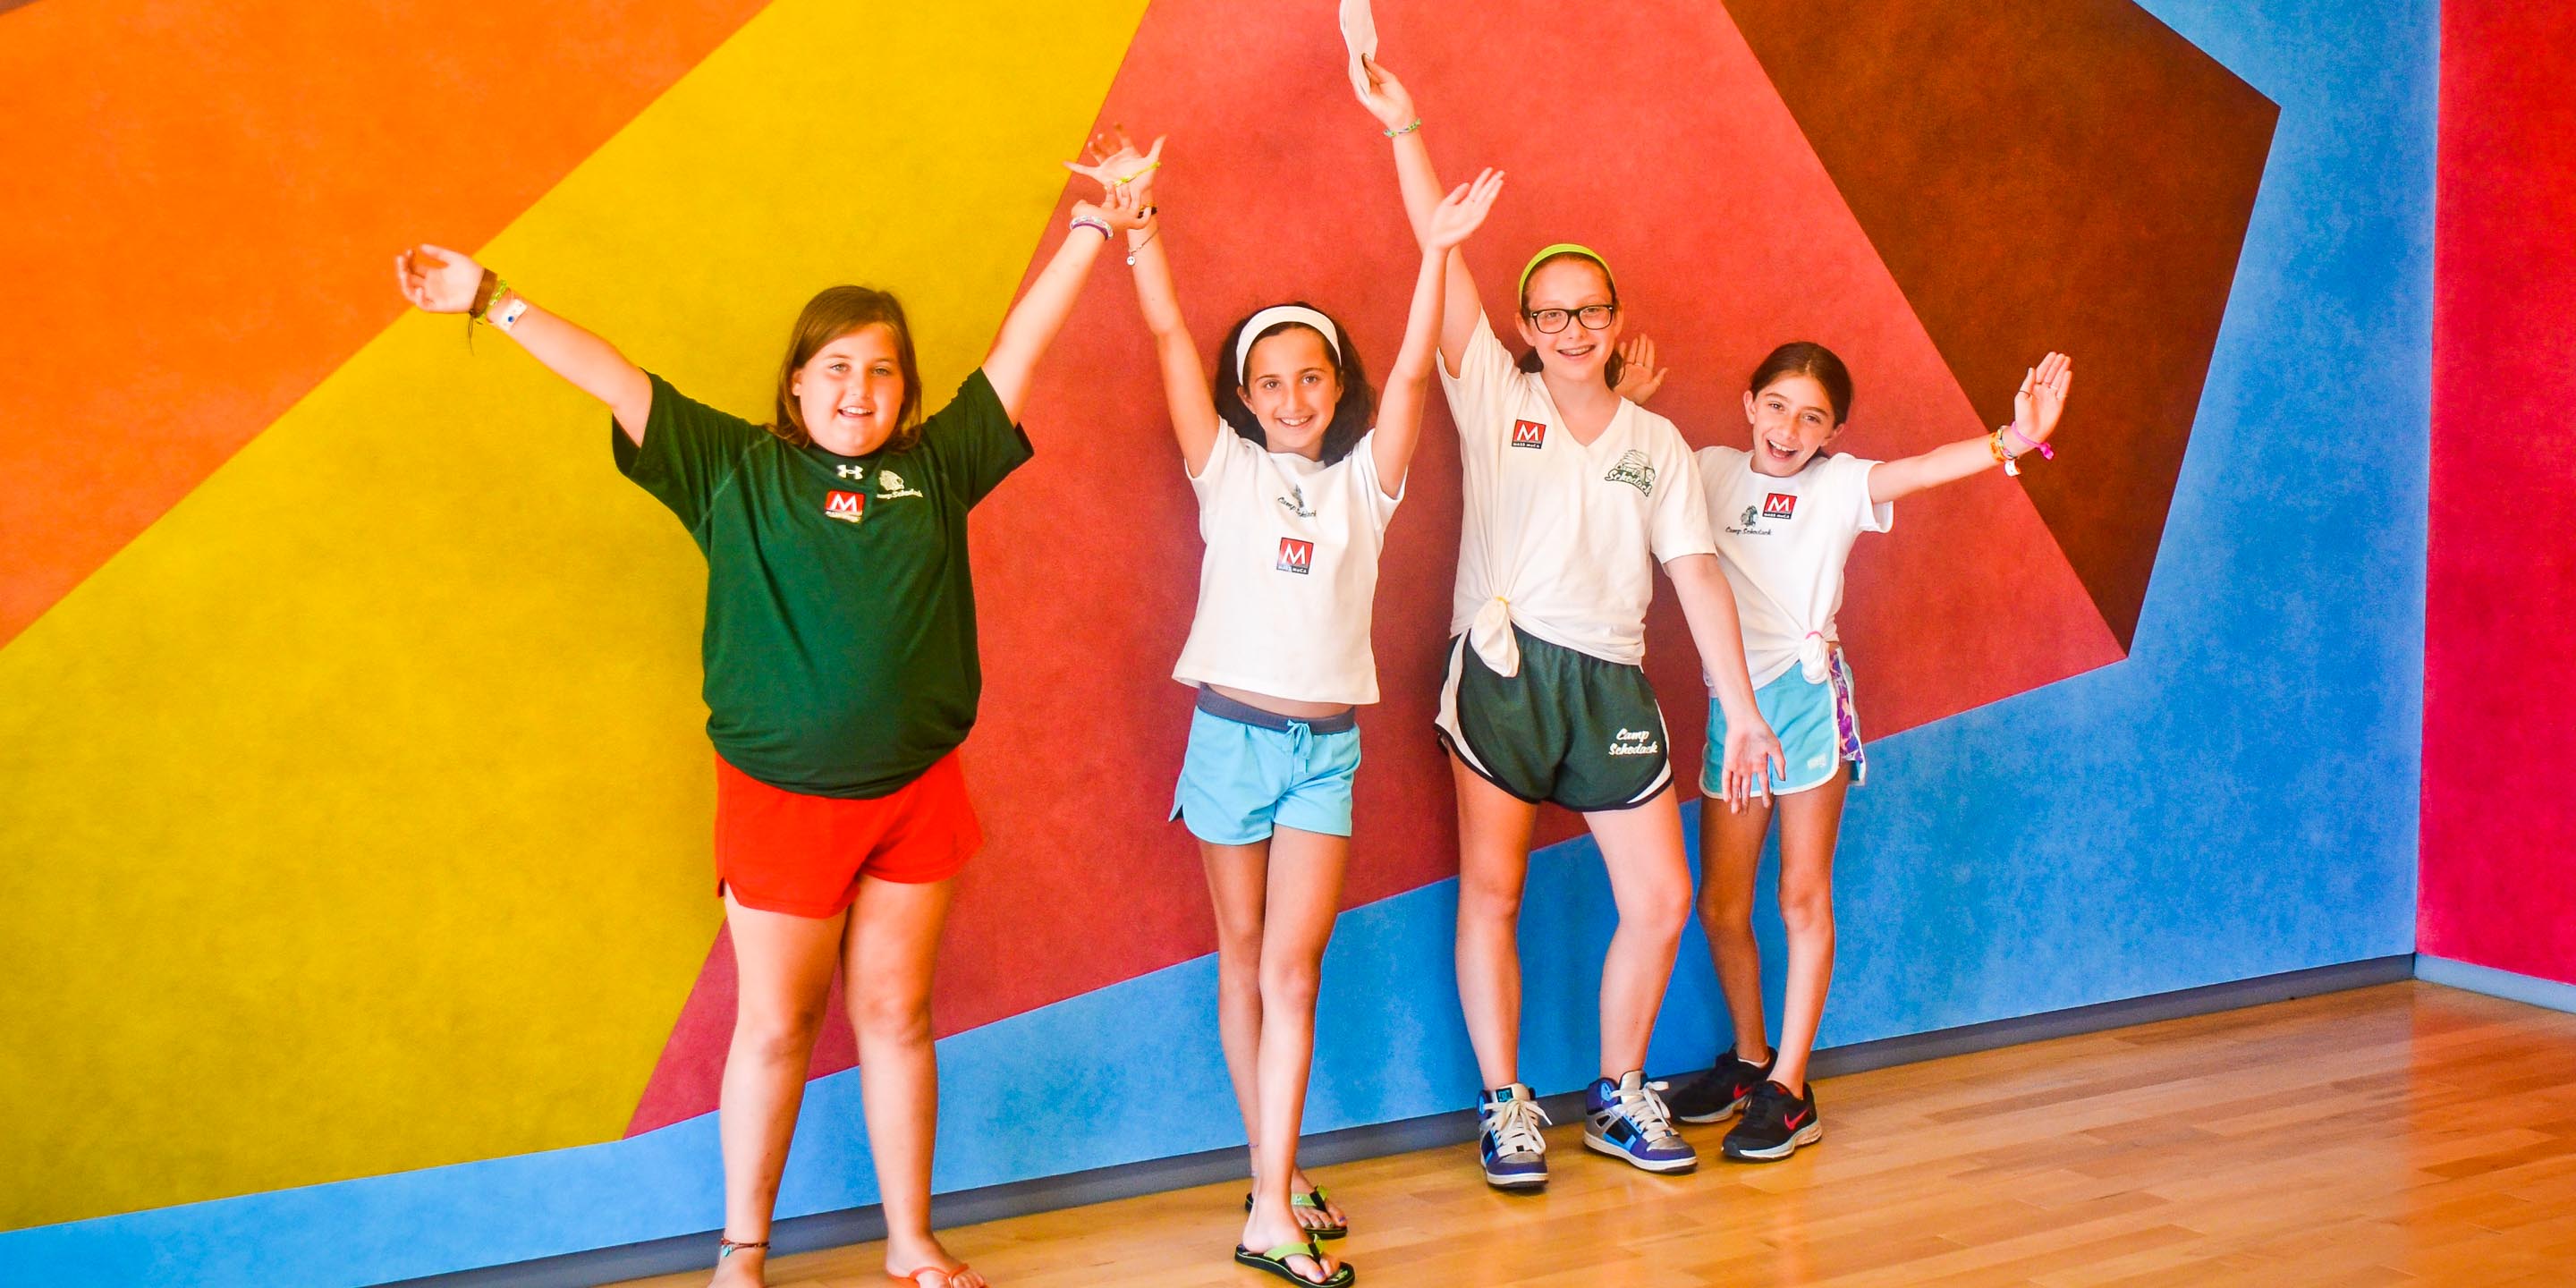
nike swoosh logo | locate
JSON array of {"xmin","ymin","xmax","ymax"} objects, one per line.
[{"xmin": 1784, "ymin": 1109, "xmax": 1811, "ymax": 1130}]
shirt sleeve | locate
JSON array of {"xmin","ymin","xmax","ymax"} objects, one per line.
[
  {"xmin": 1184, "ymin": 424, "xmax": 1248, "ymax": 495},
  {"xmin": 1347, "ymin": 429, "xmax": 1404, "ymax": 528},
  {"xmin": 1832, "ymin": 454, "xmax": 1896, "ymax": 535},
  {"xmin": 920, "ymin": 368, "xmax": 1035, "ymax": 506},
  {"xmin": 612, "ymin": 372, "xmax": 765, "ymax": 535},
  {"xmin": 1648, "ymin": 428, "xmax": 1719, "ymax": 564},
  {"xmin": 1435, "ymin": 313, "xmax": 1521, "ymax": 444}
]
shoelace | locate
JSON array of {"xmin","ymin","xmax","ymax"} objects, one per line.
[
  {"xmin": 1622, "ymin": 1080, "xmax": 1682, "ymax": 1145},
  {"xmin": 1485, "ymin": 1095, "xmax": 1552, "ymax": 1155}
]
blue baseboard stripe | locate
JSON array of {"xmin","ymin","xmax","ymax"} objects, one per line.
[{"xmin": 2415, "ymin": 953, "xmax": 2576, "ymax": 1014}]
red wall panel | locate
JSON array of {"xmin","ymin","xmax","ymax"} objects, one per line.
[{"xmin": 2420, "ymin": 1, "xmax": 2576, "ymax": 984}]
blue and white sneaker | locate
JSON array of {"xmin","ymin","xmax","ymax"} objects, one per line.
[
  {"xmin": 1477, "ymin": 1082, "xmax": 1551, "ymax": 1189},
  {"xmin": 1581, "ymin": 1071, "xmax": 1698, "ymax": 1174}
]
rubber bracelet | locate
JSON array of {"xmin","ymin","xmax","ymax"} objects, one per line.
[
  {"xmin": 1385, "ymin": 117, "xmax": 1422, "ymax": 138},
  {"xmin": 2006, "ymin": 421, "xmax": 2055, "ymax": 460},
  {"xmin": 1070, "ymin": 216, "xmax": 1112, "ymax": 240}
]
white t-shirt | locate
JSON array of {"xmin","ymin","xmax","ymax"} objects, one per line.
[
  {"xmin": 1439, "ymin": 316, "xmax": 1716, "ymax": 673},
  {"xmin": 1172, "ymin": 428, "xmax": 1403, "ymax": 705},
  {"xmin": 1698, "ymin": 445, "xmax": 1894, "ymax": 690}
]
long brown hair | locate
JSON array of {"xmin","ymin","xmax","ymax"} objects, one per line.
[{"xmin": 768, "ymin": 285, "xmax": 923, "ymax": 452}]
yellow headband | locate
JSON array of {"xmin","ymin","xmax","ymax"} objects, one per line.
[{"xmin": 1517, "ymin": 243, "xmax": 1616, "ymax": 302}]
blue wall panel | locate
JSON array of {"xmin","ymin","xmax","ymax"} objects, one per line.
[{"xmin": 0, "ymin": 0, "xmax": 2436, "ymax": 1283}]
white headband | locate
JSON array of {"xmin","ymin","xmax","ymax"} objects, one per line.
[{"xmin": 1234, "ymin": 305, "xmax": 1343, "ymax": 382}]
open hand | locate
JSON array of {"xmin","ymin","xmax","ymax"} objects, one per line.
[
  {"xmin": 1355, "ymin": 54, "xmax": 1418, "ymax": 131},
  {"xmin": 1719, "ymin": 718, "xmax": 1788, "ymax": 813},
  {"xmin": 1064, "ymin": 127, "xmax": 1164, "ymax": 208},
  {"xmin": 1423, "ymin": 168, "xmax": 1504, "ymax": 252},
  {"xmin": 394, "ymin": 244, "xmax": 483, "ymax": 313},
  {"xmin": 2008, "ymin": 351, "xmax": 2074, "ymax": 447},
  {"xmin": 1613, "ymin": 336, "xmax": 1669, "ymax": 403}
]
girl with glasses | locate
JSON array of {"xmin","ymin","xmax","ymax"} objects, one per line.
[{"xmin": 1352, "ymin": 55, "xmax": 1784, "ymax": 1189}]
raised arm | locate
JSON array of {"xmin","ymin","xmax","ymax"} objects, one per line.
[
  {"xmin": 1373, "ymin": 168, "xmax": 1505, "ymax": 495},
  {"xmin": 1666, "ymin": 553, "xmax": 1787, "ymax": 810},
  {"xmin": 1868, "ymin": 352, "xmax": 2073, "ymax": 504},
  {"xmin": 1356, "ymin": 55, "xmax": 1486, "ymax": 370},
  {"xmin": 395, "ymin": 245, "xmax": 654, "ymax": 443},
  {"xmin": 1072, "ymin": 135, "xmax": 1224, "ymax": 472},
  {"xmin": 982, "ymin": 166, "xmax": 1153, "ymax": 420}
]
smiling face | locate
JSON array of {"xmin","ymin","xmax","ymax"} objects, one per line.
[
  {"xmin": 1743, "ymin": 372, "xmax": 1846, "ymax": 477},
  {"xmin": 1236, "ymin": 326, "xmax": 1343, "ymax": 459},
  {"xmin": 791, "ymin": 324, "xmax": 908, "ymax": 457},
  {"xmin": 1513, "ymin": 257, "xmax": 1623, "ymax": 385}
]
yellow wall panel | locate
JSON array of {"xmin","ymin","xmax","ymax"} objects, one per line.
[{"xmin": 0, "ymin": 0, "xmax": 1148, "ymax": 1230}]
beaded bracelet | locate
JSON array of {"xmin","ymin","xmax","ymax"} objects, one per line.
[
  {"xmin": 1385, "ymin": 117, "xmax": 1422, "ymax": 138},
  {"xmin": 1070, "ymin": 215, "xmax": 1113, "ymax": 240}
]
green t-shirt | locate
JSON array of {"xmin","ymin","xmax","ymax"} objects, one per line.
[{"xmin": 614, "ymin": 369, "xmax": 1032, "ymax": 797}]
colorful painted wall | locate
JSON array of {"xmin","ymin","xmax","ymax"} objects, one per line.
[
  {"xmin": 2419, "ymin": 2, "xmax": 2576, "ymax": 988},
  {"xmin": 0, "ymin": 0, "xmax": 2433, "ymax": 1283}
]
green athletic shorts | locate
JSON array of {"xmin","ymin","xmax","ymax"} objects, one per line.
[{"xmin": 1434, "ymin": 629, "xmax": 1674, "ymax": 811}]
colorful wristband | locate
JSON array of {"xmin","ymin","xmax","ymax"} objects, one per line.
[
  {"xmin": 1070, "ymin": 215, "xmax": 1112, "ymax": 240},
  {"xmin": 1989, "ymin": 428, "xmax": 2021, "ymax": 478},
  {"xmin": 1385, "ymin": 117, "xmax": 1422, "ymax": 138}
]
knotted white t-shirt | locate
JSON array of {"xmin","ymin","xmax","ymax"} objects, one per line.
[
  {"xmin": 1698, "ymin": 445, "xmax": 1893, "ymax": 690},
  {"xmin": 1438, "ymin": 317, "xmax": 1716, "ymax": 674}
]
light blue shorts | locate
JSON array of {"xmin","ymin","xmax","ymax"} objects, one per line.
[
  {"xmin": 1703, "ymin": 653, "xmax": 1866, "ymax": 799},
  {"xmin": 1171, "ymin": 690, "xmax": 1363, "ymax": 844}
]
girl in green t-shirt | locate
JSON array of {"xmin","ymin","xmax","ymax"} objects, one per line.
[{"xmin": 394, "ymin": 168, "xmax": 1149, "ymax": 1288}]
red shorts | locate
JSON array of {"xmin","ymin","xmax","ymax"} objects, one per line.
[{"xmin": 713, "ymin": 750, "xmax": 982, "ymax": 918}]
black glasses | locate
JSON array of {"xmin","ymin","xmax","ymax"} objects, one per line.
[{"xmin": 1522, "ymin": 304, "xmax": 1617, "ymax": 334}]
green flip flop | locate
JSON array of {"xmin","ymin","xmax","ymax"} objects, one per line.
[
  {"xmin": 1241, "ymin": 1186, "xmax": 1348, "ymax": 1240},
  {"xmin": 1233, "ymin": 1238, "xmax": 1355, "ymax": 1287}
]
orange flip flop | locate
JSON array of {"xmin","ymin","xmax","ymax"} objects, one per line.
[{"xmin": 886, "ymin": 1264, "xmax": 978, "ymax": 1288}]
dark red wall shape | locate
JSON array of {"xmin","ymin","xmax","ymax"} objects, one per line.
[
  {"xmin": 2419, "ymin": 2, "xmax": 2576, "ymax": 986},
  {"xmin": 1723, "ymin": 0, "xmax": 2278, "ymax": 647},
  {"xmin": 631, "ymin": 0, "xmax": 2134, "ymax": 1132}
]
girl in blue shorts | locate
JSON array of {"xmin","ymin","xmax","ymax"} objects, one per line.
[
  {"xmin": 1088, "ymin": 131, "xmax": 1501, "ymax": 1286},
  {"xmin": 1665, "ymin": 343, "xmax": 2074, "ymax": 1160}
]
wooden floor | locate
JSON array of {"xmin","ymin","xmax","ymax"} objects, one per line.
[{"xmin": 612, "ymin": 982, "xmax": 2576, "ymax": 1287}]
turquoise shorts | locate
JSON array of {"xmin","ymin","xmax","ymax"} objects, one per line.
[
  {"xmin": 1703, "ymin": 653, "xmax": 1866, "ymax": 799},
  {"xmin": 1171, "ymin": 689, "xmax": 1363, "ymax": 844}
]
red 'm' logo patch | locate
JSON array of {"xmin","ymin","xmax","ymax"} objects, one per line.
[
  {"xmin": 824, "ymin": 490, "xmax": 867, "ymax": 523},
  {"xmin": 1512, "ymin": 419, "xmax": 1548, "ymax": 448},
  {"xmin": 1762, "ymin": 492, "xmax": 1798, "ymax": 519},
  {"xmin": 1276, "ymin": 538, "xmax": 1314, "ymax": 573}
]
